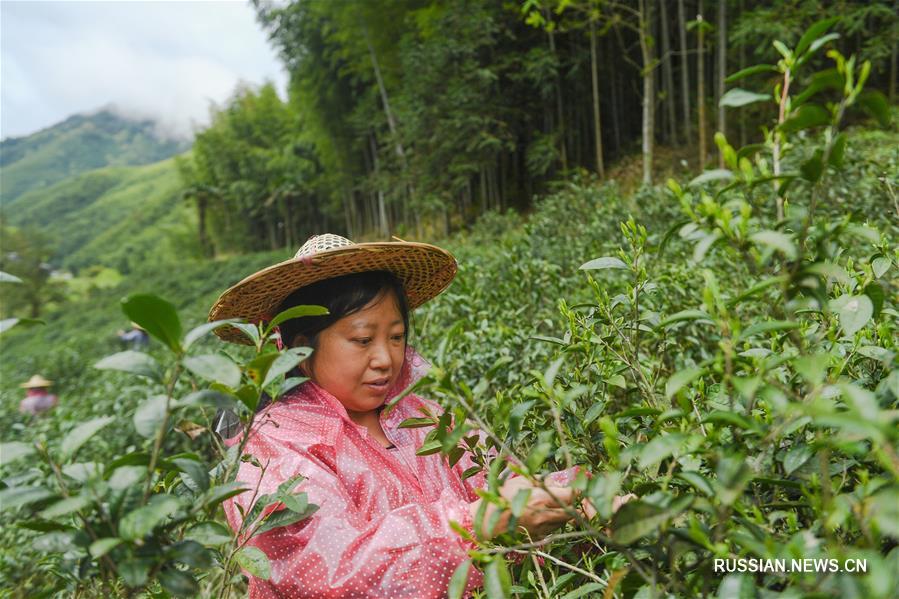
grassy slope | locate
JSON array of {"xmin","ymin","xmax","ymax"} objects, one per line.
[
  {"xmin": 6, "ymin": 159, "xmax": 198, "ymax": 272},
  {"xmin": 0, "ymin": 110, "xmax": 188, "ymax": 204}
]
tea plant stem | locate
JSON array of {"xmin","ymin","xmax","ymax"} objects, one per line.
[
  {"xmin": 523, "ymin": 549, "xmax": 608, "ymax": 587},
  {"xmin": 773, "ymin": 68, "xmax": 791, "ymax": 220},
  {"xmin": 530, "ymin": 553, "xmax": 551, "ymax": 599},
  {"xmin": 144, "ymin": 363, "xmax": 182, "ymax": 502}
]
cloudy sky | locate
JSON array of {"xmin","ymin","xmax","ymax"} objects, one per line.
[{"xmin": 1, "ymin": 0, "xmax": 289, "ymax": 141}]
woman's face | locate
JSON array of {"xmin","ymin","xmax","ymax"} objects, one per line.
[{"xmin": 300, "ymin": 289, "xmax": 406, "ymax": 416}]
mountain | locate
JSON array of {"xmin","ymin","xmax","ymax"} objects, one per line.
[{"xmin": 0, "ymin": 109, "xmax": 190, "ymax": 204}]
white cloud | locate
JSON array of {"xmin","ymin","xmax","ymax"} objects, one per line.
[{"xmin": 0, "ymin": 0, "xmax": 288, "ymax": 140}]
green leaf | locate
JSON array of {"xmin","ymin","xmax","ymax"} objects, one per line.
[
  {"xmin": 448, "ymin": 560, "xmax": 472, "ymax": 599},
  {"xmin": 1, "ymin": 441, "xmax": 36, "ymax": 464},
  {"xmin": 604, "ymin": 374, "xmax": 627, "ymax": 389},
  {"xmin": 783, "ymin": 444, "xmax": 814, "ymax": 476},
  {"xmin": 0, "ymin": 271, "xmax": 23, "ymax": 283},
  {"xmin": 719, "ymin": 88, "xmax": 770, "ymax": 108},
  {"xmin": 133, "ymin": 395, "xmax": 168, "ymax": 439},
  {"xmin": 255, "ymin": 503, "xmax": 319, "ymax": 535},
  {"xmin": 870, "ymin": 488, "xmax": 899, "ymax": 538},
  {"xmin": 780, "ymin": 104, "xmax": 831, "ymax": 133},
  {"xmin": 510, "ymin": 488, "xmax": 531, "ymax": 518},
  {"xmin": 872, "ymin": 256, "xmax": 891, "ymax": 279},
  {"xmin": 830, "ymin": 294, "xmax": 873, "ymax": 336},
  {"xmin": 484, "ymin": 557, "xmax": 511, "ymax": 599},
  {"xmin": 657, "ymin": 310, "xmax": 714, "ymax": 328},
  {"xmin": 806, "ymin": 262, "xmax": 851, "ymax": 285},
  {"xmin": 119, "ymin": 558, "xmax": 152, "ymax": 587},
  {"xmin": 235, "ymin": 546, "xmax": 271, "ymax": 580},
  {"xmin": 158, "ymin": 568, "xmax": 200, "ymax": 598},
  {"xmin": 864, "ymin": 283, "xmax": 885, "ymax": 319},
  {"xmin": 0, "ymin": 318, "xmax": 43, "ymax": 334},
  {"xmin": 579, "ymin": 256, "xmax": 628, "ymax": 270},
  {"xmin": 183, "ymin": 319, "xmax": 241, "ymax": 350},
  {"xmin": 203, "ymin": 481, "xmax": 249, "ymax": 508},
  {"xmin": 750, "ymin": 231, "xmax": 797, "ymax": 259},
  {"xmin": 800, "ymin": 150, "xmax": 824, "ymax": 183},
  {"xmin": 415, "ymin": 439, "xmax": 443, "ymax": 456},
  {"xmin": 858, "ymin": 90, "xmax": 891, "ymax": 127},
  {"xmin": 693, "ymin": 231, "xmax": 721, "ymax": 263},
  {"xmin": 639, "ymin": 433, "xmax": 686, "ymax": 469},
  {"xmin": 676, "ymin": 472, "xmax": 714, "ymax": 497},
  {"xmin": 794, "ymin": 354, "xmax": 830, "ymax": 386},
  {"xmin": 89, "ymin": 537, "xmax": 123, "ymax": 559},
  {"xmin": 277, "ymin": 376, "xmax": 307, "ymax": 399},
  {"xmin": 121, "ymin": 294, "xmax": 183, "ymax": 353},
  {"xmin": 795, "ymin": 17, "xmax": 840, "ymax": 58},
  {"xmin": 724, "ymin": 64, "xmax": 777, "ymax": 83},
  {"xmin": 829, "ymin": 132, "xmax": 847, "ymax": 168},
  {"xmin": 665, "ymin": 367, "xmax": 703, "ymax": 398},
  {"xmin": 172, "ymin": 457, "xmax": 210, "ymax": 493},
  {"xmin": 261, "ymin": 347, "xmax": 311, "ymax": 389},
  {"xmin": 0, "ymin": 486, "xmax": 57, "ymax": 512},
  {"xmin": 738, "ymin": 320, "xmax": 800, "ymax": 341},
  {"xmin": 702, "ymin": 411, "xmax": 755, "ymax": 431},
  {"xmin": 398, "ymin": 417, "xmax": 437, "ymax": 429},
  {"xmin": 94, "ymin": 351, "xmax": 161, "ymax": 382},
  {"xmin": 119, "ymin": 495, "xmax": 182, "ymax": 540},
  {"xmin": 185, "ymin": 521, "xmax": 233, "ymax": 546},
  {"xmin": 611, "ymin": 495, "xmax": 693, "ymax": 545},
  {"xmin": 267, "ymin": 304, "xmax": 329, "ymax": 332},
  {"xmin": 689, "ymin": 169, "xmax": 734, "ymax": 187},
  {"xmin": 183, "ymin": 354, "xmax": 242, "ymax": 389},
  {"xmin": 560, "ymin": 583, "xmax": 606, "ymax": 599},
  {"xmin": 39, "ymin": 494, "xmax": 92, "ymax": 519},
  {"xmin": 60, "ymin": 416, "xmax": 115, "ymax": 461}
]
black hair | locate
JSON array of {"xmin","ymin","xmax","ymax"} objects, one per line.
[{"xmin": 275, "ymin": 270, "xmax": 411, "ymax": 352}]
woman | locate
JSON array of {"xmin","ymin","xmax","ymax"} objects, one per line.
[{"xmin": 209, "ymin": 234, "xmax": 602, "ymax": 598}]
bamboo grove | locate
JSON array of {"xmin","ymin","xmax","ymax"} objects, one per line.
[{"xmin": 175, "ymin": 0, "xmax": 897, "ymax": 256}]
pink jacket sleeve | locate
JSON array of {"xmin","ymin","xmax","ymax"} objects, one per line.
[{"xmin": 225, "ymin": 442, "xmax": 480, "ymax": 598}]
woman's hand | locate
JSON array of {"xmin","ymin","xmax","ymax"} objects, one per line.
[{"xmin": 469, "ymin": 479, "xmax": 639, "ymax": 541}]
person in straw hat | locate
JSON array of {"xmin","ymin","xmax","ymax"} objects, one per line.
[
  {"xmin": 209, "ymin": 234, "xmax": 622, "ymax": 598},
  {"xmin": 19, "ymin": 374, "xmax": 58, "ymax": 416}
]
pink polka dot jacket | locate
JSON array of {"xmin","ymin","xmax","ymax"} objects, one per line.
[{"xmin": 223, "ymin": 345, "xmax": 579, "ymax": 598}]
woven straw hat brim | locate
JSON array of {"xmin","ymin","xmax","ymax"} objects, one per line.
[
  {"xmin": 21, "ymin": 375, "xmax": 53, "ymax": 388},
  {"xmin": 209, "ymin": 242, "xmax": 457, "ymax": 345}
]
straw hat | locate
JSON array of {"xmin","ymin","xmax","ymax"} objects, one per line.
[
  {"xmin": 20, "ymin": 374, "xmax": 53, "ymax": 388},
  {"xmin": 209, "ymin": 234, "xmax": 457, "ymax": 344}
]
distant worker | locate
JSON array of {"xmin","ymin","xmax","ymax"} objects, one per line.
[
  {"xmin": 19, "ymin": 375, "xmax": 58, "ymax": 416},
  {"xmin": 117, "ymin": 322, "xmax": 149, "ymax": 350}
]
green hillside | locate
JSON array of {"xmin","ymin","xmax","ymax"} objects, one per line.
[
  {"xmin": 4, "ymin": 158, "xmax": 198, "ymax": 273},
  {"xmin": 0, "ymin": 110, "xmax": 189, "ymax": 203}
]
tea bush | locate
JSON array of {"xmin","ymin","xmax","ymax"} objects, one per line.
[{"xmin": 0, "ymin": 20, "xmax": 896, "ymax": 599}]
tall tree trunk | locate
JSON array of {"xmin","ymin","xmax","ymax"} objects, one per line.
[
  {"xmin": 890, "ymin": 40, "xmax": 897, "ymax": 103},
  {"xmin": 589, "ymin": 19, "xmax": 605, "ymax": 178},
  {"xmin": 738, "ymin": 0, "xmax": 746, "ymax": 146},
  {"xmin": 545, "ymin": 9, "xmax": 568, "ymax": 172},
  {"xmin": 610, "ymin": 51, "xmax": 621, "ymax": 154},
  {"xmin": 343, "ymin": 190, "xmax": 354, "ymax": 239},
  {"xmin": 660, "ymin": 0, "xmax": 677, "ymax": 145},
  {"xmin": 366, "ymin": 30, "xmax": 406, "ymax": 165},
  {"xmin": 717, "ymin": 0, "xmax": 727, "ymax": 168},
  {"xmin": 697, "ymin": 1, "xmax": 707, "ymax": 169},
  {"xmin": 638, "ymin": 0, "xmax": 655, "ymax": 185},
  {"xmin": 370, "ymin": 134, "xmax": 389, "ymax": 237},
  {"xmin": 678, "ymin": 0, "xmax": 693, "ymax": 146},
  {"xmin": 195, "ymin": 193, "xmax": 212, "ymax": 258}
]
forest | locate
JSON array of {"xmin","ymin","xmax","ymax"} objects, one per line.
[
  {"xmin": 0, "ymin": 1, "xmax": 897, "ymax": 598},
  {"xmin": 175, "ymin": 0, "xmax": 896, "ymax": 254}
]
